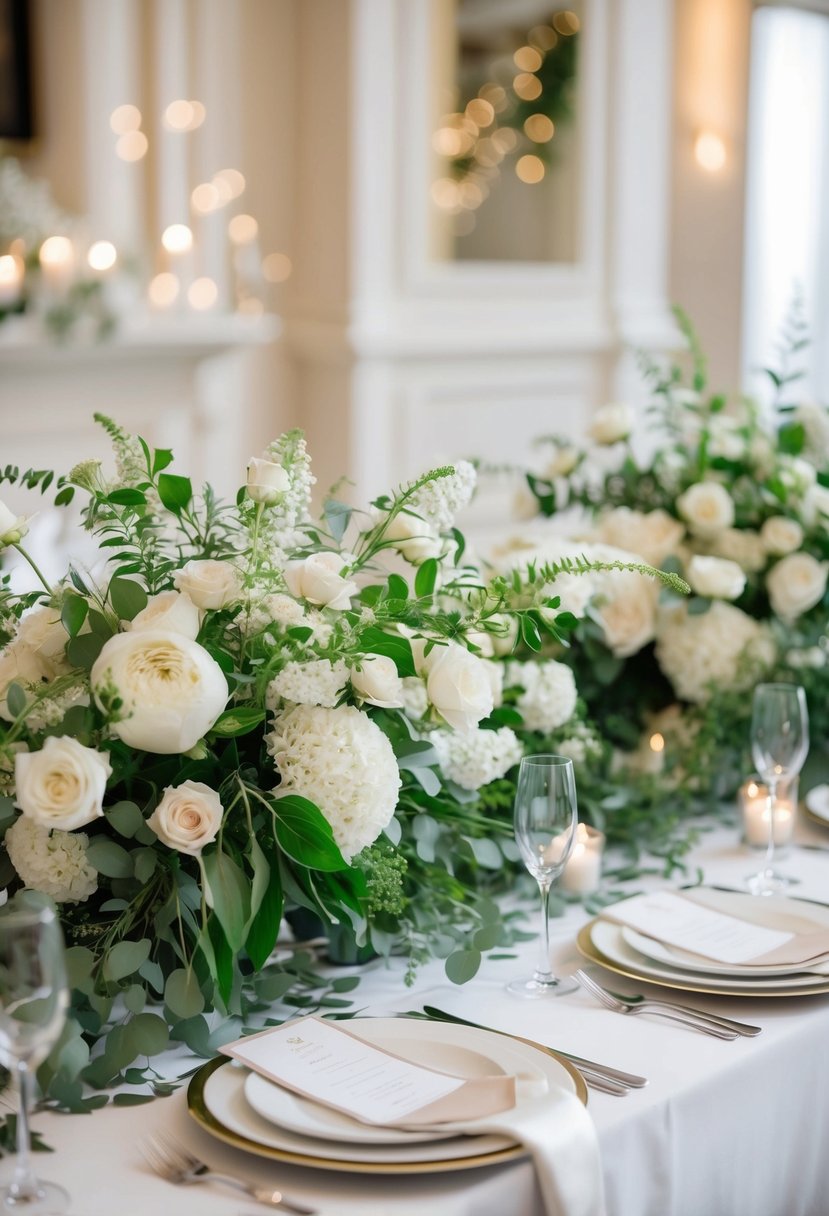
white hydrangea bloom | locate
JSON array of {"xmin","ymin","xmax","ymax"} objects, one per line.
[
  {"xmin": 554, "ymin": 722, "xmax": 603, "ymax": 766},
  {"xmin": 268, "ymin": 659, "xmax": 348, "ymax": 709},
  {"xmin": 506, "ymin": 660, "xmax": 578, "ymax": 733},
  {"xmin": 408, "ymin": 461, "xmax": 477, "ymax": 532},
  {"xmin": 429, "ymin": 726, "xmax": 523, "ymax": 791},
  {"xmin": 267, "ymin": 703, "xmax": 401, "ymax": 861},
  {"xmin": 5, "ymin": 816, "xmax": 98, "ymax": 904},
  {"xmin": 259, "ymin": 430, "xmax": 317, "ymax": 558},
  {"xmin": 246, "ymin": 593, "xmax": 306, "ymax": 635},
  {"xmin": 655, "ymin": 601, "xmax": 775, "ymax": 704},
  {"xmin": 399, "ymin": 676, "xmax": 429, "ymax": 721}
]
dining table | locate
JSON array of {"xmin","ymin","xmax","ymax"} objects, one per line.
[{"xmin": 5, "ymin": 818, "xmax": 829, "ymax": 1216}]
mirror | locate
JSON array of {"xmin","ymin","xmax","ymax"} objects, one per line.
[{"xmin": 430, "ymin": 2, "xmax": 583, "ymax": 262}]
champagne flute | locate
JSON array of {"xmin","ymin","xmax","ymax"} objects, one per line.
[
  {"xmin": 508, "ymin": 755, "xmax": 579, "ymax": 998},
  {"xmin": 0, "ymin": 898, "xmax": 70, "ymax": 1214},
  {"xmin": 747, "ymin": 682, "xmax": 809, "ymax": 896}
]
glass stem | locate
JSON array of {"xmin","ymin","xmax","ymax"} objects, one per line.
[
  {"xmin": 10, "ymin": 1060, "xmax": 39, "ymax": 1201},
  {"xmin": 764, "ymin": 780, "xmax": 778, "ymax": 875},
  {"xmin": 535, "ymin": 878, "xmax": 553, "ymax": 981}
]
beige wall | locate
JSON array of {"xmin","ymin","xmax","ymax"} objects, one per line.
[{"xmin": 669, "ymin": 0, "xmax": 753, "ymax": 390}]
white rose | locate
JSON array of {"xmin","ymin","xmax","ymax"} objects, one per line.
[
  {"xmin": 711, "ymin": 528, "xmax": 766, "ymax": 573},
  {"xmin": 760, "ymin": 516, "xmax": 804, "ymax": 557},
  {"xmin": 767, "ymin": 553, "xmax": 829, "ymax": 621},
  {"xmin": 148, "ymin": 780, "xmax": 223, "ymax": 855},
  {"xmin": 676, "ymin": 481, "xmax": 735, "ymax": 538},
  {"xmin": 802, "ymin": 484, "xmax": 829, "ymax": 527},
  {"xmin": 90, "ymin": 629, "xmax": 229, "ymax": 753},
  {"xmin": 16, "ymin": 606, "xmax": 70, "ymax": 667},
  {"xmin": 14, "ymin": 736, "xmax": 111, "ymax": 831},
  {"xmin": 383, "ymin": 512, "xmax": 442, "ymax": 563},
  {"xmin": 466, "ymin": 630, "xmax": 495, "ymax": 659},
  {"xmin": 596, "ymin": 508, "xmax": 685, "ymax": 567},
  {"xmin": 129, "ymin": 590, "xmax": 201, "ymax": 639},
  {"xmin": 588, "ymin": 403, "xmax": 633, "ymax": 445},
  {"xmin": 350, "ymin": 655, "xmax": 404, "ymax": 708},
  {"xmin": 425, "ymin": 643, "xmax": 494, "ymax": 733},
  {"xmin": 592, "ymin": 573, "xmax": 657, "ymax": 658},
  {"xmin": 0, "ymin": 644, "xmax": 50, "ymax": 721},
  {"xmin": 174, "ymin": 560, "xmax": 242, "ymax": 610},
  {"xmin": 0, "ymin": 499, "xmax": 28, "ymax": 550},
  {"xmin": 246, "ymin": 457, "xmax": 290, "ymax": 506},
  {"xmin": 780, "ymin": 456, "xmax": 817, "ymax": 493},
  {"xmin": 686, "ymin": 555, "xmax": 746, "ymax": 601},
  {"xmin": 284, "ymin": 552, "xmax": 357, "ymax": 610},
  {"xmin": 482, "ymin": 659, "xmax": 504, "ymax": 709},
  {"xmin": 545, "ymin": 445, "xmax": 579, "ymax": 478}
]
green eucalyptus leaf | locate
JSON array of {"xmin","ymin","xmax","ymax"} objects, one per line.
[
  {"xmin": 66, "ymin": 632, "xmax": 106, "ymax": 671},
  {"xmin": 109, "ymin": 577, "xmax": 148, "ymax": 621},
  {"xmin": 64, "ymin": 946, "xmax": 95, "ymax": 993},
  {"xmin": 444, "ymin": 949, "xmax": 481, "ymax": 984},
  {"xmin": 113, "ymin": 1093, "xmax": 155, "ymax": 1107},
  {"xmin": 123, "ymin": 984, "xmax": 147, "ymax": 1014},
  {"xmin": 133, "ymin": 848, "xmax": 158, "ymax": 884},
  {"xmin": 124, "ymin": 1012, "xmax": 169, "ymax": 1059},
  {"xmin": 202, "ymin": 850, "xmax": 250, "ymax": 951},
  {"xmin": 164, "ymin": 969, "xmax": 205, "ymax": 1020},
  {"xmin": 87, "ymin": 839, "xmax": 134, "ymax": 879},
  {"xmin": 106, "ymin": 801, "xmax": 145, "ymax": 838},
  {"xmin": 102, "ymin": 938, "xmax": 152, "ymax": 983},
  {"xmin": 5, "ymin": 682, "xmax": 26, "ymax": 718}
]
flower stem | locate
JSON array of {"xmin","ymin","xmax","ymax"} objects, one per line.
[{"xmin": 11, "ymin": 544, "xmax": 53, "ymax": 596}]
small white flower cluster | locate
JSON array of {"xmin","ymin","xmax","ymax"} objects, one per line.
[
  {"xmin": 267, "ymin": 659, "xmax": 348, "ymax": 709},
  {"xmin": 553, "ymin": 721, "xmax": 603, "ymax": 767},
  {"xmin": 429, "ymin": 726, "xmax": 523, "ymax": 791},
  {"xmin": 261, "ymin": 430, "xmax": 317, "ymax": 556},
  {"xmin": 267, "ymin": 703, "xmax": 401, "ymax": 861},
  {"xmin": 399, "ymin": 676, "xmax": 430, "ymax": 720},
  {"xmin": 247, "ymin": 593, "xmax": 306, "ymax": 636},
  {"xmin": 5, "ymin": 816, "xmax": 98, "ymax": 904},
  {"xmin": 655, "ymin": 601, "xmax": 776, "ymax": 704},
  {"xmin": 506, "ymin": 660, "xmax": 578, "ymax": 733},
  {"xmin": 408, "ymin": 461, "xmax": 477, "ymax": 533}
]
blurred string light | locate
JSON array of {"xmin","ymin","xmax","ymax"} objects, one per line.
[
  {"xmin": 161, "ymin": 223, "xmax": 193, "ymax": 254},
  {"xmin": 148, "ymin": 272, "xmax": 180, "ymax": 308},
  {"xmin": 87, "ymin": 240, "xmax": 117, "ymax": 272},
  {"xmin": 188, "ymin": 277, "xmax": 218, "ymax": 310},
  {"xmin": 262, "ymin": 252, "xmax": 292, "ymax": 283},
  {"xmin": 432, "ymin": 8, "xmax": 580, "ymax": 227},
  {"xmin": 164, "ymin": 99, "xmax": 206, "ymax": 132}
]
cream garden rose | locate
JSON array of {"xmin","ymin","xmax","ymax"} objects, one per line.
[
  {"xmin": 284, "ymin": 551, "xmax": 358, "ymax": 609},
  {"xmin": 545, "ymin": 444, "xmax": 579, "ymax": 478},
  {"xmin": 383, "ymin": 511, "xmax": 442, "ymax": 564},
  {"xmin": 246, "ymin": 457, "xmax": 290, "ymax": 505},
  {"xmin": 686, "ymin": 555, "xmax": 746, "ymax": 601},
  {"xmin": 173, "ymin": 559, "xmax": 242, "ymax": 610},
  {"xmin": 16, "ymin": 606, "xmax": 70, "ymax": 667},
  {"xmin": 589, "ymin": 403, "xmax": 633, "ymax": 445},
  {"xmin": 129, "ymin": 590, "xmax": 201, "ymax": 639},
  {"xmin": 90, "ymin": 629, "xmax": 229, "ymax": 753},
  {"xmin": 760, "ymin": 516, "xmax": 803, "ymax": 557},
  {"xmin": 766, "ymin": 553, "xmax": 829, "ymax": 621},
  {"xmin": 14, "ymin": 735, "xmax": 111, "ymax": 831},
  {"xmin": 595, "ymin": 508, "xmax": 684, "ymax": 567},
  {"xmin": 676, "ymin": 481, "xmax": 735, "ymax": 538},
  {"xmin": 423, "ymin": 643, "xmax": 494, "ymax": 733},
  {"xmin": 0, "ymin": 644, "xmax": 51, "ymax": 721},
  {"xmin": 592, "ymin": 573, "xmax": 658, "ymax": 658},
  {"xmin": 148, "ymin": 780, "xmax": 223, "ymax": 855},
  {"xmin": 350, "ymin": 655, "xmax": 404, "ymax": 708}
]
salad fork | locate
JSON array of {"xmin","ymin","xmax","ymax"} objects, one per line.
[
  {"xmin": 574, "ymin": 970, "xmax": 742, "ymax": 1038},
  {"xmin": 141, "ymin": 1132, "xmax": 316, "ymax": 1213}
]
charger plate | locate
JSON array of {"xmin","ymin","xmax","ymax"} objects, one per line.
[
  {"xmin": 803, "ymin": 785, "xmax": 829, "ymax": 830},
  {"xmin": 187, "ymin": 1016, "xmax": 586, "ymax": 1176}
]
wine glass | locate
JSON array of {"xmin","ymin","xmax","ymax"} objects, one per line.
[
  {"xmin": 747, "ymin": 682, "xmax": 809, "ymax": 896},
  {"xmin": 0, "ymin": 897, "xmax": 70, "ymax": 1213},
  {"xmin": 507, "ymin": 755, "xmax": 579, "ymax": 998}
]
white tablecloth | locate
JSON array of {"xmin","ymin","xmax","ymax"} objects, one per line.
[{"xmin": 7, "ymin": 824, "xmax": 829, "ymax": 1216}]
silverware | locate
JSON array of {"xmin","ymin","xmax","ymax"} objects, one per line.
[
  {"xmin": 574, "ymin": 970, "xmax": 741, "ymax": 1038},
  {"xmin": 418, "ymin": 1005, "xmax": 648, "ymax": 1090},
  {"xmin": 141, "ymin": 1133, "xmax": 316, "ymax": 1213},
  {"xmin": 591, "ymin": 982, "xmax": 762, "ymax": 1037}
]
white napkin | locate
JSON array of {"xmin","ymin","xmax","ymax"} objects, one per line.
[{"xmin": 415, "ymin": 1086, "xmax": 606, "ymax": 1216}]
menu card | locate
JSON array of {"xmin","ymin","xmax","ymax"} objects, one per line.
[{"xmin": 221, "ymin": 1016, "xmax": 516, "ymax": 1126}]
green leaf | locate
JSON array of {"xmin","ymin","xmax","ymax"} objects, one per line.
[
  {"xmin": 139, "ymin": 960, "xmax": 165, "ymax": 995},
  {"xmin": 687, "ymin": 596, "xmax": 711, "ymax": 616},
  {"xmin": 386, "ymin": 573, "xmax": 409, "ymax": 601},
  {"xmin": 246, "ymin": 850, "xmax": 283, "ymax": 969},
  {"xmin": 109, "ymin": 576, "xmax": 148, "ymax": 621},
  {"xmin": 520, "ymin": 614, "xmax": 542, "ymax": 652},
  {"xmin": 5, "ymin": 682, "xmax": 26, "ymax": 718},
  {"xmin": 87, "ymin": 608, "xmax": 114, "ymax": 637},
  {"xmin": 61, "ymin": 594, "xmax": 89, "ymax": 638},
  {"xmin": 107, "ymin": 488, "xmax": 146, "ymax": 506},
  {"xmin": 164, "ymin": 969, "xmax": 205, "ymax": 1020},
  {"xmin": 152, "ymin": 448, "xmax": 174, "ymax": 475},
  {"xmin": 323, "ymin": 499, "xmax": 353, "ymax": 543},
  {"xmin": 113, "ymin": 1093, "xmax": 155, "ymax": 1107},
  {"xmin": 271, "ymin": 795, "xmax": 349, "ymax": 871},
  {"xmin": 103, "ymin": 939, "xmax": 152, "ymax": 983},
  {"xmin": 54, "ymin": 485, "xmax": 75, "ymax": 507},
  {"xmin": 123, "ymin": 984, "xmax": 147, "ymax": 1014},
  {"xmin": 64, "ymin": 946, "xmax": 95, "ymax": 993},
  {"xmin": 125, "ymin": 1012, "xmax": 169, "ymax": 1058},
  {"xmin": 445, "ymin": 949, "xmax": 481, "ymax": 984},
  {"xmin": 106, "ymin": 801, "xmax": 145, "ymax": 838},
  {"xmin": 210, "ymin": 708, "xmax": 266, "ymax": 737},
  {"xmin": 465, "ymin": 837, "xmax": 503, "ymax": 869},
  {"xmin": 472, "ymin": 923, "xmax": 501, "ymax": 950},
  {"xmin": 359, "ymin": 627, "xmax": 416, "ymax": 677},
  {"xmin": 157, "ymin": 473, "xmax": 192, "ymax": 513},
  {"xmin": 408, "ymin": 766, "xmax": 442, "ymax": 796},
  {"xmin": 133, "ymin": 848, "xmax": 158, "ymax": 884},
  {"xmin": 414, "ymin": 558, "xmax": 438, "ymax": 598},
  {"xmin": 87, "ymin": 839, "xmax": 134, "ymax": 879},
  {"xmin": 202, "ymin": 850, "xmax": 250, "ymax": 952},
  {"xmin": 66, "ymin": 632, "xmax": 106, "ymax": 671}
]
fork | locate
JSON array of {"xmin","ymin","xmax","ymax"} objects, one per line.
[
  {"xmin": 574, "ymin": 970, "xmax": 742, "ymax": 1038},
  {"xmin": 141, "ymin": 1132, "xmax": 316, "ymax": 1213}
]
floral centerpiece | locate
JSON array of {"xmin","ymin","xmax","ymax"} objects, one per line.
[
  {"xmin": 519, "ymin": 311, "xmax": 829, "ymax": 800},
  {"xmin": 1, "ymin": 415, "xmax": 636, "ymax": 1108}
]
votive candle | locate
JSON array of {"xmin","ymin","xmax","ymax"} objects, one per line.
[
  {"xmin": 739, "ymin": 776, "xmax": 797, "ymax": 848},
  {"xmin": 560, "ymin": 823, "xmax": 605, "ymax": 894}
]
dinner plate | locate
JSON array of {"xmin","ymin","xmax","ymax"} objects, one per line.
[
  {"xmin": 621, "ymin": 927, "xmax": 829, "ymax": 979},
  {"xmin": 804, "ymin": 784, "xmax": 829, "ymax": 828},
  {"xmin": 188, "ymin": 1017, "xmax": 586, "ymax": 1175},
  {"xmin": 244, "ymin": 1026, "xmax": 550, "ymax": 1146},
  {"xmin": 578, "ymin": 888, "xmax": 829, "ymax": 997}
]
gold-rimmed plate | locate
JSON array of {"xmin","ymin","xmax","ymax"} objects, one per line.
[
  {"xmin": 803, "ymin": 785, "xmax": 829, "ymax": 832},
  {"xmin": 187, "ymin": 1017, "xmax": 587, "ymax": 1176},
  {"xmin": 577, "ymin": 920, "xmax": 829, "ymax": 999}
]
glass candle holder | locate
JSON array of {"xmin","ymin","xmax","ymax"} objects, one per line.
[
  {"xmin": 559, "ymin": 823, "xmax": 605, "ymax": 894},
  {"xmin": 739, "ymin": 775, "xmax": 798, "ymax": 851}
]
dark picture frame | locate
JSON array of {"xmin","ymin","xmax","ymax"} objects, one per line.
[{"xmin": 0, "ymin": 0, "xmax": 33, "ymax": 141}]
